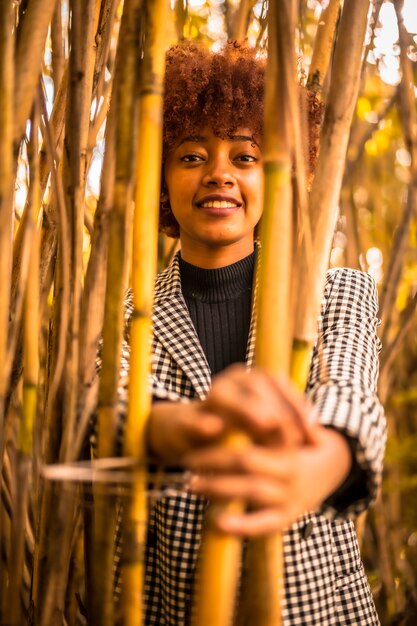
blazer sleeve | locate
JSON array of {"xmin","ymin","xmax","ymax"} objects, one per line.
[{"xmin": 306, "ymin": 267, "xmax": 387, "ymax": 519}]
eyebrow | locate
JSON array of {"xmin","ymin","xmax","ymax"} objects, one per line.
[{"xmin": 178, "ymin": 134, "xmax": 257, "ymax": 146}]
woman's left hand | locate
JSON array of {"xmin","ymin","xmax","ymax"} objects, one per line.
[{"xmin": 183, "ymin": 426, "xmax": 352, "ymax": 535}]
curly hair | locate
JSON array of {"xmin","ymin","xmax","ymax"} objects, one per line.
[{"xmin": 160, "ymin": 41, "xmax": 323, "ymax": 238}]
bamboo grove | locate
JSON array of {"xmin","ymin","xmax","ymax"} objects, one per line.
[{"xmin": 0, "ymin": 0, "xmax": 417, "ymax": 625}]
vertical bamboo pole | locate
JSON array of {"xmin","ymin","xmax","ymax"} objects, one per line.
[
  {"xmin": 5, "ymin": 102, "xmax": 41, "ymax": 626},
  {"xmin": 193, "ymin": 4, "xmax": 296, "ymax": 626},
  {"xmin": 237, "ymin": 3, "xmax": 297, "ymax": 626},
  {"xmin": 60, "ymin": 0, "xmax": 97, "ymax": 463},
  {"xmin": 14, "ymin": 0, "xmax": 58, "ymax": 146},
  {"xmin": 51, "ymin": 1, "xmax": 65, "ymax": 93},
  {"xmin": 34, "ymin": 3, "xmax": 97, "ymax": 623},
  {"xmin": 306, "ymin": 0, "xmax": 341, "ymax": 98},
  {"xmin": 230, "ymin": 0, "xmax": 256, "ymax": 41},
  {"xmin": 293, "ymin": 0, "xmax": 371, "ymax": 386},
  {"xmin": 88, "ymin": 1, "xmax": 142, "ymax": 623},
  {"xmin": 121, "ymin": 1, "xmax": 169, "ymax": 623},
  {"xmin": 0, "ymin": 6, "xmax": 14, "ymax": 615},
  {"xmin": 0, "ymin": 0, "xmax": 14, "ymax": 436}
]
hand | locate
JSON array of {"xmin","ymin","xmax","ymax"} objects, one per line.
[
  {"xmin": 146, "ymin": 364, "xmax": 315, "ymax": 463},
  {"xmin": 146, "ymin": 400, "xmax": 225, "ymax": 464},
  {"xmin": 183, "ymin": 427, "xmax": 352, "ymax": 535},
  {"xmin": 202, "ymin": 364, "xmax": 317, "ymax": 446}
]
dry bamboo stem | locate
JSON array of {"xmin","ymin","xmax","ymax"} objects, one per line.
[
  {"xmin": 14, "ymin": 0, "xmax": 58, "ymax": 146},
  {"xmin": 60, "ymin": 0, "xmax": 97, "ymax": 463},
  {"xmin": 230, "ymin": 0, "xmax": 255, "ymax": 41},
  {"xmin": 51, "ymin": 0, "xmax": 65, "ymax": 92},
  {"xmin": 0, "ymin": 0, "xmax": 15, "ymax": 440},
  {"xmin": 89, "ymin": 1, "xmax": 142, "ymax": 622},
  {"xmin": 306, "ymin": 0, "xmax": 341, "ymax": 97},
  {"xmin": 92, "ymin": 0, "xmax": 119, "ymax": 99},
  {"xmin": 293, "ymin": 0, "xmax": 371, "ymax": 385},
  {"xmin": 121, "ymin": 1, "xmax": 169, "ymax": 623},
  {"xmin": 6, "ymin": 103, "xmax": 41, "ymax": 626},
  {"xmin": 0, "ymin": 13, "xmax": 15, "ymax": 608},
  {"xmin": 98, "ymin": 0, "xmax": 141, "ymax": 460},
  {"xmin": 76, "ymin": 99, "xmax": 116, "ymax": 458},
  {"xmin": 31, "ymin": 94, "xmax": 72, "ymax": 626}
]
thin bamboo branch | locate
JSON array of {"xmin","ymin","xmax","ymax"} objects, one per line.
[
  {"xmin": 122, "ymin": 1, "xmax": 169, "ymax": 623},
  {"xmin": 175, "ymin": 0, "xmax": 187, "ymax": 40},
  {"xmin": 14, "ymin": 0, "xmax": 58, "ymax": 146},
  {"xmin": 306, "ymin": 0, "xmax": 341, "ymax": 98},
  {"xmin": 92, "ymin": 0, "xmax": 119, "ymax": 99},
  {"xmin": 38, "ymin": 90, "xmax": 71, "ymax": 466},
  {"xmin": 51, "ymin": 0, "xmax": 65, "ymax": 93}
]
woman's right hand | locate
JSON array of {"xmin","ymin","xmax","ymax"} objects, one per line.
[{"xmin": 146, "ymin": 400, "xmax": 226, "ymax": 464}]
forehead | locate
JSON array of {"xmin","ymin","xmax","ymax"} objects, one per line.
[{"xmin": 175, "ymin": 126, "xmax": 260, "ymax": 148}]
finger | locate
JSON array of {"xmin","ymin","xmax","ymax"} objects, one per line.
[
  {"xmin": 204, "ymin": 372, "xmax": 289, "ymax": 438},
  {"xmin": 181, "ymin": 411, "xmax": 225, "ymax": 444},
  {"xmin": 269, "ymin": 374, "xmax": 319, "ymax": 444},
  {"xmin": 183, "ymin": 445, "xmax": 294, "ymax": 481},
  {"xmin": 188, "ymin": 473, "xmax": 288, "ymax": 506}
]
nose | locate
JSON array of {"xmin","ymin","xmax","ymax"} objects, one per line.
[{"xmin": 202, "ymin": 157, "xmax": 235, "ymax": 187}]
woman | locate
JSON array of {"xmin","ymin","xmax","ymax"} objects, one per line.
[{"xmin": 119, "ymin": 41, "xmax": 386, "ymax": 625}]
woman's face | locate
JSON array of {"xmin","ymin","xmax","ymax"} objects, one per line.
[{"xmin": 163, "ymin": 127, "xmax": 264, "ymax": 267}]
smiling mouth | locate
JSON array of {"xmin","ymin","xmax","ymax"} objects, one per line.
[{"xmin": 197, "ymin": 200, "xmax": 241, "ymax": 209}]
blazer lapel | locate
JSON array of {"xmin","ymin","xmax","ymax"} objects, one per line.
[{"xmin": 153, "ymin": 255, "xmax": 211, "ymax": 400}]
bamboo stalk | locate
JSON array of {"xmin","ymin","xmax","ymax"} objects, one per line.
[
  {"xmin": 306, "ymin": 0, "xmax": 341, "ymax": 98},
  {"xmin": 98, "ymin": 0, "xmax": 141, "ymax": 460},
  {"xmin": 59, "ymin": 0, "xmax": 97, "ymax": 463},
  {"xmin": 192, "ymin": 431, "xmax": 248, "ymax": 626},
  {"xmin": 294, "ymin": 0, "xmax": 372, "ymax": 373},
  {"xmin": 379, "ymin": 0, "xmax": 417, "ymax": 342},
  {"xmin": 92, "ymin": 0, "xmax": 119, "ymax": 100},
  {"xmin": 236, "ymin": 4, "xmax": 297, "ymax": 626},
  {"xmin": 0, "ymin": 6, "xmax": 15, "ymax": 611},
  {"xmin": 5, "ymin": 102, "xmax": 41, "ymax": 626},
  {"xmin": 88, "ymin": 1, "xmax": 142, "ymax": 623},
  {"xmin": 14, "ymin": 0, "xmax": 58, "ymax": 145},
  {"xmin": 121, "ymin": 1, "xmax": 169, "ymax": 623},
  {"xmin": 230, "ymin": 0, "xmax": 256, "ymax": 41},
  {"xmin": 51, "ymin": 1, "xmax": 65, "ymax": 93},
  {"xmin": 194, "ymin": 4, "xmax": 297, "ymax": 625},
  {"xmin": 0, "ymin": 0, "xmax": 14, "ymax": 405},
  {"xmin": 76, "ymin": 97, "xmax": 116, "ymax": 459}
]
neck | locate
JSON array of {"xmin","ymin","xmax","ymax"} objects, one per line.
[{"xmin": 179, "ymin": 238, "xmax": 255, "ymax": 269}]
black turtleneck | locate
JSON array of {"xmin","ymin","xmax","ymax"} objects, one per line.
[{"xmin": 179, "ymin": 252, "xmax": 255, "ymax": 375}]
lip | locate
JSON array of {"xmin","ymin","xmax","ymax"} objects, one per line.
[{"xmin": 195, "ymin": 194, "xmax": 243, "ymax": 216}]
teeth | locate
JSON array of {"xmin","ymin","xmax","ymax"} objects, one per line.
[{"xmin": 201, "ymin": 200, "xmax": 238, "ymax": 208}]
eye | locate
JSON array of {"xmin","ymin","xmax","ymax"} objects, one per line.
[
  {"xmin": 180, "ymin": 153, "xmax": 205, "ymax": 163},
  {"xmin": 235, "ymin": 153, "xmax": 258, "ymax": 163}
]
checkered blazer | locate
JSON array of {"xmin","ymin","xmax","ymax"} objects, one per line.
[{"xmin": 117, "ymin": 253, "xmax": 386, "ymax": 626}]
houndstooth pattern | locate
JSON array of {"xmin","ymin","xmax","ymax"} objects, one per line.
[{"xmin": 116, "ymin": 254, "xmax": 386, "ymax": 626}]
